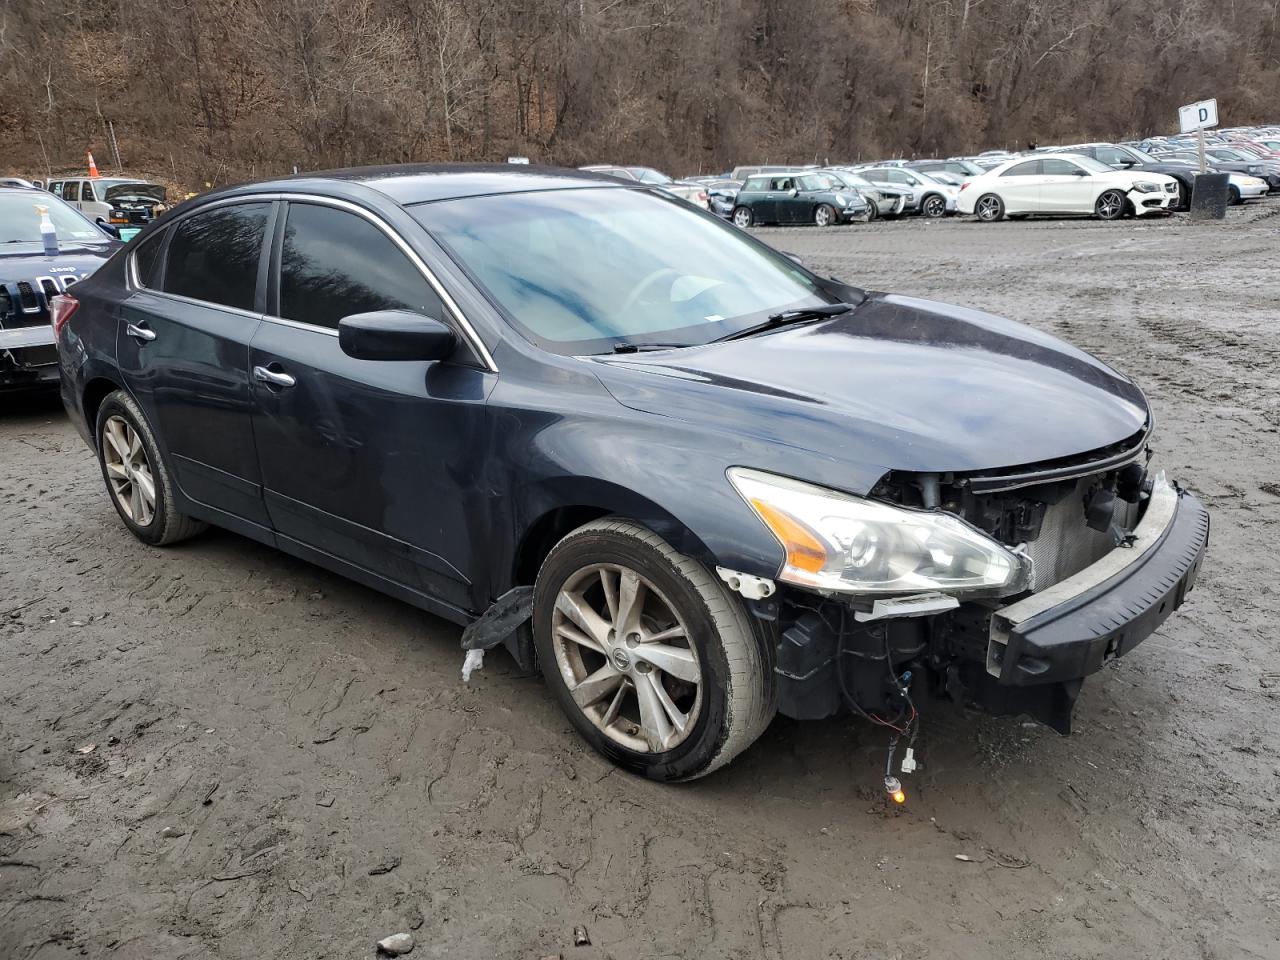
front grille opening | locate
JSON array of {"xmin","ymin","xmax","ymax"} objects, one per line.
[
  {"xmin": 16, "ymin": 281, "xmax": 37, "ymax": 310},
  {"xmin": 39, "ymin": 278, "xmax": 58, "ymax": 302}
]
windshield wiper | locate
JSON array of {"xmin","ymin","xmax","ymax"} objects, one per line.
[
  {"xmin": 611, "ymin": 342, "xmax": 689, "ymax": 354},
  {"xmin": 712, "ymin": 302, "xmax": 853, "ymax": 343}
]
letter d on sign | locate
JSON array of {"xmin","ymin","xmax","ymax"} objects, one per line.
[{"xmin": 1199, "ymin": 107, "xmax": 1209, "ymax": 123}]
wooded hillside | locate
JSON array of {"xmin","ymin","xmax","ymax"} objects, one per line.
[{"xmin": 2, "ymin": 0, "xmax": 1276, "ymax": 186}]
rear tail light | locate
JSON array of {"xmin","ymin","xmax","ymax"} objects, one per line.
[{"xmin": 50, "ymin": 293, "xmax": 79, "ymax": 343}]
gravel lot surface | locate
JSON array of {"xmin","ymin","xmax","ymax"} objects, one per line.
[{"xmin": 3, "ymin": 205, "xmax": 1278, "ymax": 959}]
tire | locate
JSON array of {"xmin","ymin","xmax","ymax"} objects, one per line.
[
  {"xmin": 813, "ymin": 203, "xmax": 836, "ymax": 227},
  {"xmin": 974, "ymin": 193, "xmax": 1004, "ymax": 222},
  {"xmin": 1228, "ymin": 185, "xmax": 1242, "ymax": 206},
  {"xmin": 865, "ymin": 202, "xmax": 879, "ymax": 222},
  {"xmin": 1176, "ymin": 181, "xmax": 1191, "ymax": 211},
  {"xmin": 1094, "ymin": 189, "xmax": 1126, "ymax": 220},
  {"xmin": 95, "ymin": 390, "xmax": 206, "ymax": 546},
  {"xmin": 533, "ymin": 518, "xmax": 776, "ymax": 782},
  {"xmin": 920, "ymin": 193, "xmax": 947, "ymax": 218},
  {"xmin": 732, "ymin": 206, "xmax": 753, "ymax": 228}
]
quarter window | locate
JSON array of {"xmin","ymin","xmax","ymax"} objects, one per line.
[
  {"xmin": 743, "ymin": 177, "xmax": 769, "ymax": 192},
  {"xmin": 278, "ymin": 203, "xmax": 444, "ymax": 331},
  {"xmin": 133, "ymin": 228, "xmax": 167, "ymax": 287},
  {"xmin": 162, "ymin": 203, "xmax": 270, "ymax": 312}
]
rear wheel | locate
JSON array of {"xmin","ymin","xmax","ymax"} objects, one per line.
[
  {"xmin": 814, "ymin": 203, "xmax": 835, "ymax": 227},
  {"xmin": 975, "ymin": 193, "xmax": 1004, "ymax": 222},
  {"xmin": 533, "ymin": 519, "xmax": 775, "ymax": 781},
  {"xmin": 921, "ymin": 193, "xmax": 947, "ymax": 218},
  {"xmin": 732, "ymin": 206, "xmax": 753, "ymax": 228},
  {"xmin": 1094, "ymin": 189, "xmax": 1126, "ymax": 220},
  {"xmin": 95, "ymin": 390, "xmax": 206, "ymax": 546},
  {"xmin": 1228, "ymin": 185, "xmax": 1242, "ymax": 206}
]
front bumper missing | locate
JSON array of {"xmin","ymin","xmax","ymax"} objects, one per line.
[{"xmin": 987, "ymin": 476, "xmax": 1208, "ymax": 688}]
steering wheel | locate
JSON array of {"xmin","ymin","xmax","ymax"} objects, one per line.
[{"xmin": 618, "ymin": 267, "xmax": 681, "ymax": 318}]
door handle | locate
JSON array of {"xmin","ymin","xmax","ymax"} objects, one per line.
[
  {"xmin": 126, "ymin": 322, "xmax": 156, "ymax": 342},
  {"xmin": 253, "ymin": 365, "xmax": 296, "ymax": 389}
]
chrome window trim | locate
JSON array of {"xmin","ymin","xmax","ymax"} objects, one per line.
[{"xmin": 129, "ymin": 191, "xmax": 497, "ymax": 371}]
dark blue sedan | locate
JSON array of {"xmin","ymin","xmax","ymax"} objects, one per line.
[{"xmin": 53, "ymin": 165, "xmax": 1207, "ymax": 785}]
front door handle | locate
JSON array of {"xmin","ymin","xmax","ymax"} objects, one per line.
[
  {"xmin": 126, "ymin": 322, "xmax": 156, "ymax": 342},
  {"xmin": 253, "ymin": 365, "xmax": 296, "ymax": 389}
]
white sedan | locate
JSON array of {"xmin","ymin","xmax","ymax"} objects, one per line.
[{"xmin": 957, "ymin": 154, "xmax": 1178, "ymax": 221}]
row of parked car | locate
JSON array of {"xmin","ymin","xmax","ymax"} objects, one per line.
[
  {"xmin": 583, "ymin": 122, "xmax": 1280, "ymax": 227},
  {"xmin": 0, "ymin": 173, "xmax": 168, "ymax": 240}
]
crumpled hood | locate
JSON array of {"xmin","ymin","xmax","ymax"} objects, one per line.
[{"xmin": 590, "ymin": 293, "xmax": 1149, "ymax": 478}]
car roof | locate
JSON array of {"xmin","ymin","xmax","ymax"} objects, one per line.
[{"xmin": 236, "ymin": 163, "xmax": 629, "ymax": 205}]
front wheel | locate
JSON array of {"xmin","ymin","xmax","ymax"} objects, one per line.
[
  {"xmin": 533, "ymin": 519, "xmax": 775, "ymax": 782},
  {"xmin": 865, "ymin": 202, "xmax": 879, "ymax": 222},
  {"xmin": 813, "ymin": 203, "xmax": 835, "ymax": 227},
  {"xmin": 95, "ymin": 390, "xmax": 207, "ymax": 546},
  {"xmin": 1094, "ymin": 189, "xmax": 1126, "ymax": 220},
  {"xmin": 921, "ymin": 193, "xmax": 947, "ymax": 218},
  {"xmin": 732, "ymin": 206, "xmax": 753, "ymax": 228},
  {"xmin": 974, "ymin": 193, "xmax": 1005, "ymax": 222}
]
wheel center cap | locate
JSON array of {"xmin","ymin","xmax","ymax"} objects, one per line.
[{"xmin": 611, "ymin": 648, "xmax": 631, "ymax": 671}]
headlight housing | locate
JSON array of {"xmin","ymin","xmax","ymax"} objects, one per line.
[
  {"xmin": 834, "ymin": 194, "xmax": 847, "ymax": 206},
  {"xmin": 729, "ymin": 468, "xmax": 1028, "ymax": 595},
  {"xmin": 1133, "ymin": 182, "xmax": 1161, "ymax": 193}
]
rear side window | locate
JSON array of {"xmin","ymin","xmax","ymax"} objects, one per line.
[
  {"xmin": 163, "ymin": 203, "xmax": 270, "ymax": 312},
  {"xmin": 133, "ymin": 228, "xmax": 167, "ymax": 287},
  {"xmin": 1001, "ymin": 160, "xmax": 1043, "ymax": 176},
  {"xmin": 1041, "ymin": 158, "xmax": 1082, "ymax": 176},
  {"xmin": 742, "ymin": 176, "xmax": 768, "ymax": 192},
  {"xmin": 278, "ymin": 203, "xmax": 444, "ymax": 331},
  {"xmin": 62, "ymin": 182, "xmax": 80, "ymax": 202}
]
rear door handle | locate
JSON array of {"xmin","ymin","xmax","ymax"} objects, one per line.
[
  {"xmin": 253, "ymin": 365, "xmax": 296, "ymax": 389},
  {"xmin": 125, "ymin": 322, "xmax": 156, "ymax": 342}
]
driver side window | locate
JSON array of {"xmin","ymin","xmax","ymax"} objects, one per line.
[{"xmin": 1041, "ymin": 159, "xmax": 1082, "ymax": 176}]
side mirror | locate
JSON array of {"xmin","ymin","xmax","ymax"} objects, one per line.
[
  {"xmin": 782, "ymin": 251, "xmax": 804, "ymax": 266},
  {"xmin": 338, "ymin": 310, "xmax": 457, "ymax": 362},
  {"xmin": 1072, "ymin": 168, "xmax": 1089, "ymax": 176},
  {"xmin": 98, "ymin": 223, "xmax": 120, "ymax": 239},
  {"xmin": 788, "ymin": 188, "xmax": 799, "ymax": 197}
]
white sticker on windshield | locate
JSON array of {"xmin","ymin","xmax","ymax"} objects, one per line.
[{"xmin": 704, "ymin": 315, "xmax": 725, "ymax": 323}]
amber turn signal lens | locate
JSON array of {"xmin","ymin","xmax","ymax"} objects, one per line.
[
  {"xmin": 749, "ymin": 498, "xmax": 827, "ymax": 573},
  {"xmin": 892, "ymin": 789, "xmax": 906, "ymax": 804}
]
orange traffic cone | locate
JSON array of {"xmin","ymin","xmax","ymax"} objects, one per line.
[{"xmin": 87, "ymin": 151, "xmax": 100, "ymax": 178}]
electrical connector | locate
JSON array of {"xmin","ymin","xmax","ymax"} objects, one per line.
[{"xmin": 901, "ymin": 747, "xmax": 918, "ymax": 774}]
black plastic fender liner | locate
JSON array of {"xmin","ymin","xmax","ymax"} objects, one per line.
[{"xmin": 461, "ymin": 585, "xmax": 534, "ymax": 652}]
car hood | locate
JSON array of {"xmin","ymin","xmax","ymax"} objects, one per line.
[
  {"xmin": 1, "ymin": 240, "xmax": 119, "ymax": 275},
  {"xmin": 590, "ymin": 293, "xmax": 1149, "ymax": 483}
]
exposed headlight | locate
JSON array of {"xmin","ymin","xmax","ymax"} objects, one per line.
[
  {"xmin": 1247, "ymin": 165, "xmax": 1263, "ymax": 174},
  {"xmin": 1133, "ymin": 182, "xmax": 1161, "ymax": 193},
  {"xmin": 728, "ymin": 468, "xmax": 1027, "ymax": 595}
]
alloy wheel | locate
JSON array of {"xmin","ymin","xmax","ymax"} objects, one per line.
[
  {"xmin": 1096, "ymin": 190, "xmax": 1125, "ymax": 220},
  {"xmin": 102, "ymin": 415, "xmax": 156, "ymax": 526},
  {"xmin": 923, "ymin": 195, "xmax": 946, "ymax": 218},
  {"xmin": 976, "ymin": 194, "xmax": 1002, "ymax": 221},
  {"xmin": 550, "ymin": 563, "xmax": 702, "ymax": 753},
  {"xmin": 733, "ymin": 208, "xmax": 752, "ymax": 228},
  {"xmin": 814, "ymin": 205, "xmax": 832, "ymax": 226}
]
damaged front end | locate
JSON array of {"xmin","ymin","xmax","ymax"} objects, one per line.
[{"xmin": 729, "ymin": 438, "xmax": 1210, "ymax": 735}]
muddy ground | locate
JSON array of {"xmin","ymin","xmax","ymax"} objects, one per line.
[{"xmin": 2, "ymin": 205, "xmax": 1278, "ymax": 960}]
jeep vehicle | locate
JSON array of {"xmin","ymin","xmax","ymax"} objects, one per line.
[{"xmin": 1, "ymin": 187, "xmax": 119, "ymax": 392}]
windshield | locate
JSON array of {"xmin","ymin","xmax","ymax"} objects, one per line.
[
  {"xmin": 628, "ymin": 168, "xmax": 672, "ymax": 185},
  {"xmin": 413, "ymin": 187, "xmax": 835, "ymax": 354},
  {"xmin": 0, "ymin": 191, "xmax": 107, "ymax": 244},
  {"xmin": 1066, "ymin": 155, "xmax": 1115, "ymax": 174}
]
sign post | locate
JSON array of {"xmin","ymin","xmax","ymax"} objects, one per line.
[
  {"xmin": 1178, "ymin": 98, "xmax": 1226, "ymax": 220},
  {"xmin": 1177, "ymin": 98, "xmax": 1218, "ymax": 174}
]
